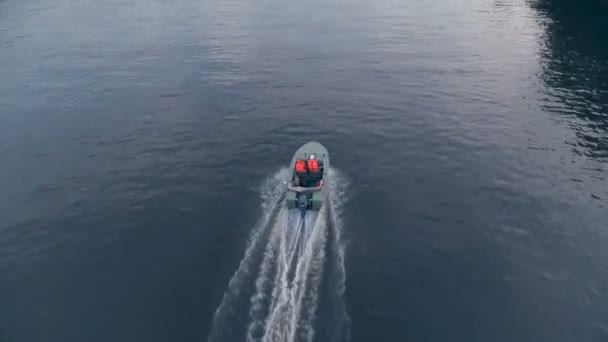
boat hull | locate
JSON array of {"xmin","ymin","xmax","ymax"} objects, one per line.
[{"xmin": 286, "ymin": 141, "xmax": 329, "ymax": 211}]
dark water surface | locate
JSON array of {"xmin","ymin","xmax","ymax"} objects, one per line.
[{"xmin": 1, "ymin": 0, "xmax": 607, "ymax": 341}]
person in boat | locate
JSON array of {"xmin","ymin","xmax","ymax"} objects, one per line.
[
  {"xmin": 294, "ymin": 158, "xmax": 308, "ymax": 186},
  {"xmin": 306, "ymin": 154, "xmax": 323, "ymax": 186},
  {"xmin": 293, "ymin": 154, "xmax": 323, "ymax": 187}
]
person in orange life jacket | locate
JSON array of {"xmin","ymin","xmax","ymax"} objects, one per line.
[
  {"xmin": 307, "ymin": 154, "xmax": 320, "ymax": 172},
  {"xmin": 305, "ymin": 154, "xmax": 323, "ymax": 187},
  {"xmin": 293, "ymin": 154, "xmax": 323, "ymax": 187},
  {"xmin": 293, "ymin": 159, "xmax": 307, "ymax": 186},
  {"xmin": 295, "ymin": 159, "xmax": 307, "ymax": 173}
]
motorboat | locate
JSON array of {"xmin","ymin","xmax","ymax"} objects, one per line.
[{"xmin": 286, "ymin": 141, "xmax": 329, "ymax": 212}]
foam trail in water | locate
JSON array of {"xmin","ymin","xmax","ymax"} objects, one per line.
[
  {"xmin": 258, "ymin": 211, "xmax": 322, "ymax": 342},
  {"xmin": 288, "ymin": 209, "xmax": 327, "ymax": 342},
  {"xmin": 246, "ymin": 209, "xmax": 299, "ymax": 341},
  {"xmin": 246, "ymin": 208, "xmax": 288, "ymax": 341},
  {"xmin": 324, "ymin": 168, "xmax": 351, "ymax": 342},
  {"xmin": 210, "ymin": 167, "xmax": 349, "ymax": 342},
  {"xmin": 208, "ymin": 168, "xmax": 290, "ymax": 342},
  {"xmin": 256, "ymin": 168, "xmax": 347, "ymax": 342}
]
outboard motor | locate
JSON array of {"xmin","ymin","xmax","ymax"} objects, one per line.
[{"xmin": 297, "ymin": 193, "xmax": 309, "ymax": 211}]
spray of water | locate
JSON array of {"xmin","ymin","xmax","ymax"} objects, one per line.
[
  {"xmin": 208, "ymin": 168, "xmax": 349, "ymax": 342},
  {"xmin": 207, "ymin": 168, "xmax": 291, "ymax": 341}
]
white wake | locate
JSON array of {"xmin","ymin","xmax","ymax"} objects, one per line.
[{"xmin": 208, "ymin": 168, "xmax": 349, "ymax": 342}]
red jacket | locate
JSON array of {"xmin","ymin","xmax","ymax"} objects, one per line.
[
  {"xmin": 295, "ymin": 160, "xmax": 307, "ymax": 173},
  {"xmin": 307, "ymin": 159, "xmax": 320, "ymax": 172}
]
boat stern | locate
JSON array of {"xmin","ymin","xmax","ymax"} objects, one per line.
[{"xmin": 286, "ymin": 188, "xmax": 324, "ymax": 211}]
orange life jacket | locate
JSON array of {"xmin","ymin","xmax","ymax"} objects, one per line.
[
  {"xmin": 307, "ymin": 159, "xmax": 320, "ymax": 172},
  {"xmin": 295, "ymin": 160, "xmax": 307, "ymax": 173}
]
